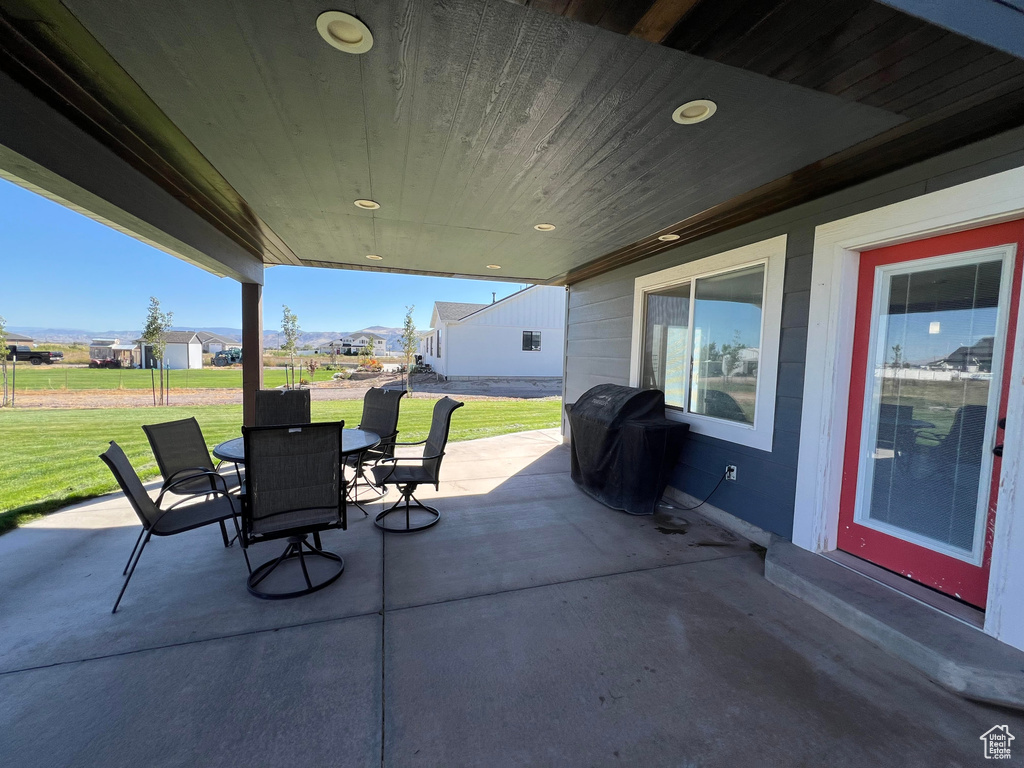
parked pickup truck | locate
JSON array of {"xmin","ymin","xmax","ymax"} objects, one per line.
[{"xmin": 5, "ymin": 345, "xmax": 62, "ymax": 365}]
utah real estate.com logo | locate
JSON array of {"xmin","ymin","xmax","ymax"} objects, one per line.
[{"xmin": 980, "ymin": 725, "xmax": 1014, "ymax": 760}]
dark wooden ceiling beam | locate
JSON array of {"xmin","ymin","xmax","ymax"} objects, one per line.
[
  {"xmin": 0, "ymin": 1, "xmax": 299, "ymax": 267},
  {"xmin": 557, "ymin": 78, "xmax": 1024, "ymax": 285},
  {"xmin": 628, "ymin": 0, "xmax": 702, "ymax": 43}
]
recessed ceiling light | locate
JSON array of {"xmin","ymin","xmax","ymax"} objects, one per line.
[
  {"xmin": 316, "ymin": 11, "xmax": 373, "ymax": 54},
  {"xmin": 366, "ymin": 254, "xmax": 383, "ymax": 260},
  {"xmin": 534, "ymin": 223, "xmax": 556, "ymax": 232},
  {"xmin": 658, "ymin": 234, "xmax": 681, "ymax": 242},
  {"xmin": 486, "ymin": 264, "xmax": 501, "ymax": 270},
  {"xmin": 354, "ymin": 199, "xmax": 380, "ymax": 210},
  {"xmin": 672, "ymin": 99, "xmax": 717, "ymax": 125}
]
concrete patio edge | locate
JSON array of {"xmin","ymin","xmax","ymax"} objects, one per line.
[{"xmin": 765, "ymin": 538, "xmax": 1024, "ymax": 710}]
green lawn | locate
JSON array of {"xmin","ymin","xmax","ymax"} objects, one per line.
[
  {"xmin": 6, "ymin": 367, "xmax": 296, "ymax": 390},
  {"xmin": 0, "ymin": 398, "xmax": 561, "ymax": 534}
]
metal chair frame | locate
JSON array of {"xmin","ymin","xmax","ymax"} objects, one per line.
[
  {"xmin": 346, "ymin": 388, "xmax": 407, "ymax": 514},
  {"xmin": 240, "ymin": 422, "xmax": 347, "ymax": 599},
  {"xmin": 142, "ymin": 417, "xmax": 241, "ymax": 547},
  {"xmin": 100, "ymin": 442, "xmax": 247, "ymax": 613},
  {"xmin": 373, "ymin": 397, "xmax": 463, "ymax": 533}
]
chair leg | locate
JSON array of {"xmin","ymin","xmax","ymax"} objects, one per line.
[
  {"xmin": 229, "ymin": 515, "xmax": 251, "ymax": 574},
  {"xmin": 313, "ymin": 531, "xmax": 322, "ymax": 550},
  {"xmin": 374, "ymin": 484, "xmax": 440, "ymax": 533},
  {"xmin": 218, "ymin": 520, "xmax": 231, "ymax": 548},
  {"xmin": 123, "ymin": 527, "xmax": 145, "ymax": 575},
  {"xmin": 113, "ymin": 530, "xmax": 152, "ymax": 613}
]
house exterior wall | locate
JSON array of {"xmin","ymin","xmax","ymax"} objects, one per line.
[
  {"xmin": 565, "ymin": 126, "xmax": 1024, "ymax": 540},
  {"xmin": 419, "ymin": 328, "xmax": 445, "ymax": 375},
  {"xmin": 162, "ymin": 341, "xmax": 202, "ymax": 370},
  {"xmin": 446, "ymin": 323, "xmax": 564, "ymax": 378}
]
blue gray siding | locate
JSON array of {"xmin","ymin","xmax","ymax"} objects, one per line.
[{"xmin": 565, "ymin": 126, "xmax": 1024, "ymax": 539}]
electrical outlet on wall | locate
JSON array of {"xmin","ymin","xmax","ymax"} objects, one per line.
[{"xmin": 725, "ymin": 465, "xmax": 737, "ymax": 481}]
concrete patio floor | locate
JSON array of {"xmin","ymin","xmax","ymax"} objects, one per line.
[{"xmin": 1, "ymin": 429, "xmax": 1021, "ymax": 767}]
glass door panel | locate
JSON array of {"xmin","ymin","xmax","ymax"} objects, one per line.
[{"xmin": 856, "ymin": 255, "xmax": 1007, "ymax": 562}]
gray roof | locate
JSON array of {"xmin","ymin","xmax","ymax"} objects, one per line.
[
  {"xmin": 434, "ymin": 302, "xmax": 488, "ymax": 324},
  {"xmin": 6, "ymin": 332, "xmax": 34, "ymax": 342},
  {"xmin": 195, "ymin": 331, "xmax": 236, "ymax": 344},
  {"xmin": 134, "ymin": 331, "xmax": 200, "ymax": 344}
]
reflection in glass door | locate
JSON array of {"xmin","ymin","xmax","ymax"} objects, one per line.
[{"xmin": 838, "ymin": 222, "xmax": 1024, "ymax": 608}]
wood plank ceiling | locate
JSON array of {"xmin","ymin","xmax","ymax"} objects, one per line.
[
  {"xmin": 515, "ymin": 0, "xmax": 1024, "ymax": 281},
  {"xmin": 0, "ymin": 0, "xmax": 1022, "ymax": 285}
]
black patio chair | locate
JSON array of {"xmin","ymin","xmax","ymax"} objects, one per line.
[
  {"xmin": 371, "ymin": 396, "xmax": 464, "ymax": 533},
  {"xmin": 142, "ymin": 416, "xmax": 241, "ymax": 547},
  {"xmin": 255, "ymin": 388, "xmax": 311, "ymax": 427},
  {"xmin": 346, "ymin": 387, "xmax": 407, "ymax": 514},
  {"xmin": 100, "ymin": 441, "xmax": 244, "ymax": 613},
  {"xmin": 240, "ymin": 421, "xmax": 347, "ymax": 599}
]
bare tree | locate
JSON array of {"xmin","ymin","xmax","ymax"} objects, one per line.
[
  {"xmin": 141, "ymin": 297, "xmax": 173, "ymax": 405},
  {"xmin": 281, "ymin": 304, "xmax": 301, "ymax": 389},
  {"xmin": 400, "ymin": 305, "xmax": 418, "ymax": 393}
]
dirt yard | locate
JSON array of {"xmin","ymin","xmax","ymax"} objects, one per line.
[{"xmin": 10, "ymin": 373, "xmax": 562, "ymax": 409}]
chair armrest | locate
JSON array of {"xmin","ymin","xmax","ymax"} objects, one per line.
[
  {"xmin": 373, "ymin": 452, "xmax": 445, "ymax": 484},
  {"xmin": 376, "ymin": 452, "xmax": 444, "ymax": 466},
  {"xmin": 158, "ymin": 469, "xmax": 232, "ymax": 503}
]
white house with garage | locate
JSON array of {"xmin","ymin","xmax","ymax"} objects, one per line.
[
  {"xmin": 135, "ymin": 331, "xmax": 203, "ymax": 370},
  {"xmin": 418, "ymin": 285, "xmax": 566, "ymax": 379},
  {"xmin": 319, "ymin": 332, "xmax": 388, "ymax": 356}
]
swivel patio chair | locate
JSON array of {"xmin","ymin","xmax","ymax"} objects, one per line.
[
  {"xmin": 142, "ymin": 416, "xmax": 241, "ymax": 548},
  {"xmin": 371, "ymin": 396, "xmax": 464, "ymax": 533},
  {"xmin": 240, "ymin": 421, "xmax": 347, "ymax": 599},
  {"xmin": 100, "ymin": 441, "xmax": 244, "ymax": 613},
  {"xmin": 255, "ymin": 388, "xmax": 311, "ymax": 427},
  {"xmin": 346, "ymin": 387, "xmax": 406, "ymax": 514}
]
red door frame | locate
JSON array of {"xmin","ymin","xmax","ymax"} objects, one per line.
[{"xmin": 837, "ymin": 221, "xmax": 1024, "ymax": 608}]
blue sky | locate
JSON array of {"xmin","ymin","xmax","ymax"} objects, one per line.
[{"xmin": 0, "ymin": 179, "xmax": 522, "ymax": 332}]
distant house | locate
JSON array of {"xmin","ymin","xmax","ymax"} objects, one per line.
[
  {"xmin": 90, "ymin": 338, "xmax": 137, "ymax": 366},
  {"xmin": 196, "ymin": 331, "xmax": 237, "ymax": 354},
  {"xmin": 418, "ymin": 285, "xmax": 566, "ymax": 379},
  {"xmin": 134, "ymin": 331, "xmax": 203, "ymax": 370},
  {"xmin": 320, "ymin": 333, "xmax": 387, "ymax": 356}
]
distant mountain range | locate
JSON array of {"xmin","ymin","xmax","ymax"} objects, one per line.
[{"xmin": 8, "ymin": 325, "xmax": 405, "ymax": 350}]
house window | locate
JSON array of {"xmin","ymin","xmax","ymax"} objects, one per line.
[
  {"xmin": 630, "ymin": 236, "xmax": 787, "ymax": 451},
  {"xmin": 523, "ymin": 331, "xmax": 542, "ymax": 351},
  {"xmin": 436, "ymin": 331, "xmax": 441, "ymax": 358}
]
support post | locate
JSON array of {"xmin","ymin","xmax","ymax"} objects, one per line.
[{"xmin": 242, "ymin": 282, "xmax": 263, "ymax": 426}]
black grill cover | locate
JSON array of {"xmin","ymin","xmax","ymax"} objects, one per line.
[{"xmin": 566, "ymin": 384, "xmax": 689, "ymax": 515}]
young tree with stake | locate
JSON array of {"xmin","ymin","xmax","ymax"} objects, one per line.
[
  {"xmin": 281, "ymin": 305, "xmax": 301, "ymax": 389},
  {"xmin": 400, "ymin": 305, "xmax": 418, "ymax": 393},
  {"xmin": 141, "ymin": 297, "xmax": 173, "ymax": 406},
  {"xmin": 0, "ymin": 314, "xmax": 9, "ymax": 408}
]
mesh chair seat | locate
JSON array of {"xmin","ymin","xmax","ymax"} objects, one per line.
[
  {"xmin": 373, "ymin": 397, "xmax": 464, "ymax": 533},
  {"xmin": 250, "ymin": 506, "xmax": 343, "ymax": 537},
  {"xmin": 152, "ymin": 495, "xmax": 239, "ymax": 535},
  {"xmin": 99, "ymin": 441, "xmax": 245, "ymax": 613},
  {"xmin": 142, "ymin": 416, "xmax": 241, "ymax": 549},
  {"xmin": 371, "ymin": 463, "xmax": 433, "ymax": 486},
  {"xmin": 347, "ymin": 388, "xmax": 407, "ymax": 513},
  {"xmin": 241, "ymin": 422, "xmax": 347, "ymax": 599},
  {"xmin": 165, "ymin": 470, "xmax": 242, "ymax": 497}
]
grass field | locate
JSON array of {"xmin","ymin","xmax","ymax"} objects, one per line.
[
  {"xmin": 4, "ymin": 367, "xmax": 300, "ymax": 391},
  {"xmin": 0, "ymin": 398, "xmax": 561, "ymax": 534}
]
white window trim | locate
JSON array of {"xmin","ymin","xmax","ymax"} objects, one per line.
[
  {"xmin": 794, "ymin": 165, "xmax": 1024, "ymax": 651},
  {"xmin": 629, "ymin": 235, "xmax": 787, "ymax": 451}
]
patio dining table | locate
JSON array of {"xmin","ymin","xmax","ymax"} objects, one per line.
[{"xmin": 212, "ymin": 428, "xmax": 381, "ymax": 465}]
